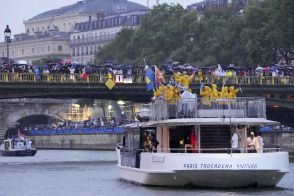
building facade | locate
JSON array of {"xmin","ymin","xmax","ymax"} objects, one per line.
[
  {"xmin": 0, "ymin": 31, "xmax": 70, "ymax": 64},
  {"xmin": 0, "ymin": 0, "xmax": 148, "ymax": 64},
  {"xmin": 70, "ymin": 11, "xmax": 146, "ymax": 64}
]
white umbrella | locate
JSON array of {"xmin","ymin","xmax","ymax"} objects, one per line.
[{"xmin": 18, "ymin": 60, "xmax": 28, "ymax": 65}]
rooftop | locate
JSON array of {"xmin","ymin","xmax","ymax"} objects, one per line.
[{"xmin": 29, "ymin": 0, "xmax": 148, "ymax": 21}]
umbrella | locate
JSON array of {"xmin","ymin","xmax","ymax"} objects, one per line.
[
  {"xmin": 18, "ymin": 60, "xmax": 28, "ymax": 65},
  {"xmin": 186, "ymin": 66, "xmax": 195, "ymax": 70},
  {"xmin": 263, "ymin": 67, "xmax": 270, "ymax": 72},
  {"xmin": 175, "ymin": 65, "xmax": 185, "ymax": 70},
  {"xmin": 255, "ymin": 67, "xmax": 263, "ymax": 72}
]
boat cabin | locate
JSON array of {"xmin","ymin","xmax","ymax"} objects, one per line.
[{"xmin": 120, "ymin": 97, "xmax": 279, "ymax": 168}]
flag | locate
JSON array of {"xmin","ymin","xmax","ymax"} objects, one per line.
[
  {"xmin": 154, "ymin": 65, "xmax": 164, "ymax": 85},
  {"xmin": 105, "ymin": 78, "xmax": 115, "ymax": 90},
  {"xmin": 145, "ymin": 64, "xmax": 154, "ymax": 92}
]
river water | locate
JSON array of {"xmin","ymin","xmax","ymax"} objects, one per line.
[{"xmin": 0, "ymin": 150, "xmax": 293, "ymax": 196}]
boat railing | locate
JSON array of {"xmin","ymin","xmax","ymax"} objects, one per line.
[
  {"xmin": 147, "ymin": 97, "xmax": 266, "ymax": 121},
  {"xmin": 119, "ymin": 147, "xmax": 281, "ymax": 154}
]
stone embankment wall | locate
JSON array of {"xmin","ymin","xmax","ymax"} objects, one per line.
[
  {"xmin": 30, "ymin": 133, "xmax": 123, "ymax": 150},
  {"xmin": 262, "ymin": 131, "xmax": 294, "ymax": 161}
]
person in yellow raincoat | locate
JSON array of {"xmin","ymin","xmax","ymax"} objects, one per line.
[
  {"xmin": 197, "ymin": 69, "xmax": 203, "ymax": 83},
  {"xmin": 181, "ymin": 71, "xmax": 195, "ymax": 88},
  {"xmin": 152, "ymin": 88, "xmax": 162, "ymax": 101},
  {"xmin": 217, "ymin": 85, "xmax": 229, "ymax": 105},
  {"xmin": 164, "ymin": 85, "xmax": 176, "ymax": 104},
  {"xmin": 174, "ymin": 88, "xmax": 181, "ymax": 102},
  {"xmin": 227, "ymin": 86, "xmax": 240, "ymax": 98},
  {"xmin": 219, "ymin": 85, "xmax": 229, "ymax": 98},
  {"xmin": 173, "ymin": 72, "xmax": 182, "ymax": 85},
  {"xmin": 200, "ymin": 86, "xmax": 212, "ymax": 106},
  {"xmin": 210, "ymin": 84, "xmax": 220, "ymax": 99}
]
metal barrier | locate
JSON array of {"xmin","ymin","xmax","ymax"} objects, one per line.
[
  {"xmin": 28, "ymin": 127, "xmax": 125, "ymax": 136},
  {"xmin": 0, "ymin": 73, "xmax": 293, "ymax": 85}
]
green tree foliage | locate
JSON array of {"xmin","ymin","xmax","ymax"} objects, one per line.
[{"xmin": 95, "ymin": 0, "xmax": 294, "ymax": 66}]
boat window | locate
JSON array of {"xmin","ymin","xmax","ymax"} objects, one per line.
[
  {"xmin": 4, "ymin": 141, "xmax": 10, "ymax": 150},
  {"xmin": 169, "ymin": 126, "xmax": 197, "ymax": 153},
  {"xmin": 124, "ymin": 128, "xmax": 140, "ymax": 149},
  {"xmin": 140, "ymin": 128, "xmax": 156, "ymax": 152}
]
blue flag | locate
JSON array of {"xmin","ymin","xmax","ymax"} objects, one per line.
[
  {"xmin": 145, "ymin": 66, "xmax": 154, "ymax": 91},
  {"xmin": 144, "ymin": 59, "xmax": 154, "ymax": 91}
]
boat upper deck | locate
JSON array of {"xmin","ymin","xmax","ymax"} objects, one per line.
[{"xmin": 137, "ymin": 97, "xmax": 267, "ymax": 121}]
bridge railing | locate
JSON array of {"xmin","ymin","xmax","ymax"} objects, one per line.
[{"xmin": 0, "ymin": 73, "xmax": 293, "ymax": 85}]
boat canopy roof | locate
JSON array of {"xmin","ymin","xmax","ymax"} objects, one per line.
[{"xmin": 126, "ymin": 118, "xmax": 279, "ymax": 128}]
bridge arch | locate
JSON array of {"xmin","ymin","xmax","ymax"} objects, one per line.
[{"xmin": 4, "ymin": 112, "xmax": 64, "ymax": 139}]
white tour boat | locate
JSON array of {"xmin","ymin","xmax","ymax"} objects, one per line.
[
  {"xmin": 116, "ymin": 97, "xmax": 289, "ymax": 188},
  {"xmin": 1, "ymin": 138, "xmax": 37, "ymax": 156}
]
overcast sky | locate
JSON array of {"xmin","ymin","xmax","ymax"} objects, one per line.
[{"xmin": 0, "ymin": 0, "xmax": 200, "ymax": 41}]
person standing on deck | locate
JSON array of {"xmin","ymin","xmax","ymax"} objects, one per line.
[{"xmin": 231, "ymin": 129, "xmax": 239, "ymax": 152}]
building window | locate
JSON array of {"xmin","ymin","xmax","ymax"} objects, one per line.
[
  {"xmin": 77, "ymin": 48, "xmax": 80, "ymax": 56},
  {"xmin": 72, "ymin": 48, "xmax": 75, "ymax": 56},
  {"xmin": 81, "ymin": 47, "xmax": 84, "ymax": 55},
  {"xmin": 27, "ymin": 29, "xmax": 29, "ymax": 34},
  {"xmin": 32, "ymin": 48, "xmax": 35, "ymax": 54},
  {"xmin": 22, "ymin": 49, "xmax": 24, "ymax": 55},
  {"xmin": 132, "ymin": 16, "xmax": 138, "ymax": 24},
  {"xmin": 47, "ymin": 25, "xmax": 50, "ymax": 30},
  {"xmin": 58, "ymin": 46, "xmax": 62, "ymax": 52},
  {"xmin": 86, "ymin": 47, "xmax": 88, "ymax": 55},
  {"xmin": 48, "ymin": 46, "xmax": 50, "ymax": 52},
  {"xmin": 90, "ymin": 46, "xmax": 93, "ymax": 55},
  {"xmin": 32, "ymin": 28, "xmax": 34, "ymax": 32},
  {"xmin": 37, "ymin": 27, "xmax": 39, "ymax": 31}
]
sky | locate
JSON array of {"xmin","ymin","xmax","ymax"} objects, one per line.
[{"xmin": 0, "ymin": 0, "xmax": 200, "ymax": 41}]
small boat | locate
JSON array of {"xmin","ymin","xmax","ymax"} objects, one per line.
[
  {"xmin": 116, "ymin": 97, "xmax": 289, "ymax": 188},
  {"xmin": 1, "ymin": 138, "xmax": 37, "ymax": 156}
]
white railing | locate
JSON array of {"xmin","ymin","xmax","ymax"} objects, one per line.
[
  {"xmin": 146, "ymin": 97, "xmax": 266, "ymax": 120},
  {"xmin": 120, "ymin": 147, "xmax": 281, "ymax": 154}
]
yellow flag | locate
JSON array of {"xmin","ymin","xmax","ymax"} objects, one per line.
[
  {"xmin": 145, "ymin": 77, "xmax": 150, "ymax": 84},
  {"xmin": 105, "ymin": 79, "xmax": 115, "ymax": 90}
]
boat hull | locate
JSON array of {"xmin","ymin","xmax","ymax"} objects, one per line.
[
  {"xmin": 117, "ymin": 151, "xmax": 289, "ymax": 188},
  {"xmin": 1, "ymin": 149, "xmax": 37, "ymax": 156},
  {"xmin": 119, "ymin": 166, "xmax": 286, "ymax": 188}
]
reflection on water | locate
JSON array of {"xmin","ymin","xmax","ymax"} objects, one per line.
[{"xmin": 0, "ymin": 150, "xmax": 293, "ymax": 196}]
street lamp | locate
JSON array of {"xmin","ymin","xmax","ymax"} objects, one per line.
[
  {"xmin": 4, "ymin": 25, "xmax": 11, "ymax": 64},
  {"xmin": 188, "ymin": 33, "xmax": 195, "ymax": 63},
  {"xmin": 188, "ymin": 33, "xmax": 195, "ymax": 45}
]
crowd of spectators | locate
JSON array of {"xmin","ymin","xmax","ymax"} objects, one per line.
[{"xmin": 0, "ymin": 58, "xmax": 293, "ymax": 78}]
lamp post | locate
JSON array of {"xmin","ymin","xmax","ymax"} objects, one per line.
[
  {"xmin": 189, "ymin": 33, "xmax": 195, "ymax": 44},
  {"xmin": 4, "ymin": 25, "xmax": 11, "ymax": 64}
]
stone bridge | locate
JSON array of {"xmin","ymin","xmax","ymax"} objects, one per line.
[{"xmin": 0, "ymin": 99, "xmax": 73, "ymax": 141}]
